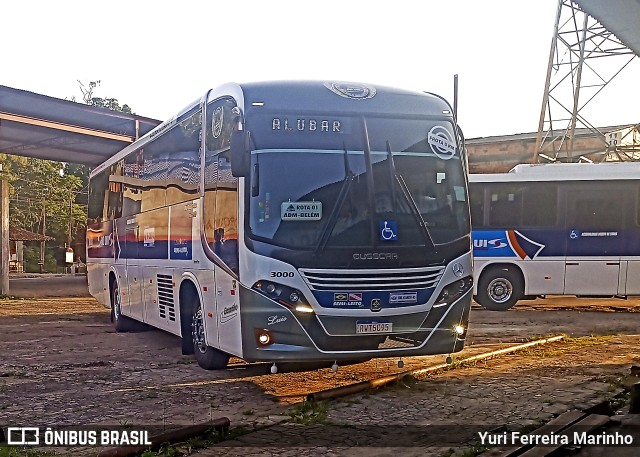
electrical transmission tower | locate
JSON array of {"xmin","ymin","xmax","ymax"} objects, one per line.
[{"xmin": 533, "ymin": 0, "xmax": 639, "ymax": 164}]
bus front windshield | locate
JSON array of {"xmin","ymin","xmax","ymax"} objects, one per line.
[{"xmin": 248, "ymin": 116, "xmax": 469, "ymax": 250}]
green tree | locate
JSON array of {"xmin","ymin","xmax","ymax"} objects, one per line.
[
  {"xmin": 78, "ymin": 80, "xmax": 132, "ymax": 113},
  {"xmin": 4, "ymin": 157, "xmax": 82, "ymax": 237}
]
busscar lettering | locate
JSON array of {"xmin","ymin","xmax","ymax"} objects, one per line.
[
  {"xmin": 353, "ymin": 252, "xmax": 399, "ymax": 261},
  {"xmin": 272, "ymin": 117, "xmax": 341, "ymax": 133}
]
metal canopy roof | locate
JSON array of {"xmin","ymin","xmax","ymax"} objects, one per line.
[
  {"xmin": 0, "ymin": 85, "xmax": 161, "ymax": 167},
  {"xmin": 575, "ymin": 0, "xmax": 640, "ymax": 57}
]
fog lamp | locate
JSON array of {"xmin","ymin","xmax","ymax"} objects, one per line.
[{"xmin": 255, "ymin": 328, "xmax": 274, "ymax": 347}]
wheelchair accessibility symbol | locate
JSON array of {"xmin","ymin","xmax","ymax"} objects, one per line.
[{"xmin": 379, "ymin": 220, "xmax": 398, "ymax": 241}]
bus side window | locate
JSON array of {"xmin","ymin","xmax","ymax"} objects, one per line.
[
  {"xmin": 107, "ymin": 161, "xmax": 124, "ymax": 220},
  {"xmin": 636, "ymin": 184, "xmax": 640, "ymax": 226},
  {"xmin": 469, "ymin": 183, "xmax": 486, "ymax": 228},
  {"xmin": 567, "ymin": 192, "xmax": 622, "ymax": 229},
  {"xmin": 166, "ymin": 108, "xmax": 201, "ymax": 206},
  {"xmin": 522, "ymin": 184, "xmax": 557, "ymax": 227},
  {"xmin": 489, "ymin": 184, "xmax": 522, "ymax": 228}
]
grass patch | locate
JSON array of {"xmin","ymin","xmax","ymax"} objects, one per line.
[
  {"xmin": 439, "ymin": 446, "xmax": 488, "ymax": 457},
  {"xmin": 0, "ymin": 295, "xmax": 22, "ymax": 301},
  {"xmin": 511, "ymin": 335, "xmax": 614, "ymax": 359},
  {"xmin": 514, "ymin": 346, "xmax": 563, "ymax": 358},
  {"xmin": 138, "ymin": 425, "xmax": 239, "ymax": 456},
  {"xmin": 562, "ymin": 335, "xmax": 614, "ymax": 348},
  {"xmin": 289, "ymin": 400, "xmax": 331, "ymax": 425},
  {"xmin": 458, "ymin": 445, "xmax": 489, "ymax": 457},
  {"xmin": 0, "ymin": 447, "xmax": 55, "ymax": 457},
  {"xmin": 141, "ymin": 446, "xmax": 182, "ymax": 457}
]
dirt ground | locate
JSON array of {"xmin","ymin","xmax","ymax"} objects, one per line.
[{"xmin": 0, "ymin": 294, "xmax": 639, "ymax": 456}]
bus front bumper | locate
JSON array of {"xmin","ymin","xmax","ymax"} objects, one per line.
[{"xmin": 239, "ymin": 286, "xmax": 471, "ymax": 362}]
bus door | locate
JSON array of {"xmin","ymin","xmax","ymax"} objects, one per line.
[
  {"xmin": 563, "ymin": 187, "xmax": 624, "ymax": 295},
  {"xmin": 211, "ymin": 189, "xmax": 240, "ymax": 355},
  {"xmin": 125, "ymin": 225, "xmax": 145, "ymax": 320}
]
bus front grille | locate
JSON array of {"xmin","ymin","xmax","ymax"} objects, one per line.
[{"xmin": 298, "ymin": 266, "xmax": 445, "ymax": 291}]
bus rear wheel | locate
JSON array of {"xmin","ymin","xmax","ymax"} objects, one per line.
[
  {"xmin": 192, "ymin": 301, "xmax": 230, "ymax": 370},
  {"xmin": 475, "ymin": 267, "xmax": 522, "ymax": 311}
]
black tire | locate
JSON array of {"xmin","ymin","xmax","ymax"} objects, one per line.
[
  {"xmin": 192, "ymin": 299, "xmax": 229, "ymax": 370},
  {"xmin": 111, "ymin": 282, "xmax": 134, "ymax": 332},
  {"xmin": 476, "ymin": 267, "xmax": 523, "ymax": 311}
]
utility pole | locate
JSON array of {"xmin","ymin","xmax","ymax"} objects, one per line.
[
  {"xmin": 1, "ymin": 179, "xmax": 9, "ymax": 294},
  {"xmin": 40, "ymin": 197, "xmax": 46, "ymax": 273},
  {"xmin": 68, "ymin": 193, "xmax": 73, "ymax": 245}
]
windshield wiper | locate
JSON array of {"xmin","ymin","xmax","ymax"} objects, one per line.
[
  {"xmin": 314, "ymin": 144, "xmax": 354, "ymax": 255},
  {"xmin": 386, "ymin": 141, "xmax": 437, "ymax": 253}
]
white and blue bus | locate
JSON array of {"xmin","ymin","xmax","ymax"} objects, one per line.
[
  {"xmin": 469, "ymin": 162, "xmax": 640, "ymax": 310},
  {"xmin": 87, "ymin": 81, "xmax": 472, "ymax": 370}
]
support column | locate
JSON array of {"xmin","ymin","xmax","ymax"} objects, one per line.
[{"xmin": 1, "ymin": 179, "xmax": 9, "ymax": 294}]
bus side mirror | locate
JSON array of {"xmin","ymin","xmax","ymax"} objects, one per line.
[{"xmin": 231, "ymin": 130, "xmax": 250, "ymax": 177}]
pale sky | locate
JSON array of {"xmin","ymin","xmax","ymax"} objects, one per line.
[{"xmin": 1, "ymin": 0, "xmax": 638, "ymax": 139}]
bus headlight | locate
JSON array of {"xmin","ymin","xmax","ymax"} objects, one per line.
[
  {"xmin": 252, "ymin": 281, "xmax": 314, "ymax": 314},
  {"xmin": 433, "ymin": 276, "xmax": 473, "ymax": 308},
  {"xmin": 454, "ymin": 324, "xmax": 465, "ymax": 335},
  {"xmin": 294, "ymin": 304, "xmax": 314, "ymax": 313}
]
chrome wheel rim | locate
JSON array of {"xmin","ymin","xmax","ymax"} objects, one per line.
[{"xmin": 487, "ymin": 278, "xmax": 512, "ymax": 304}]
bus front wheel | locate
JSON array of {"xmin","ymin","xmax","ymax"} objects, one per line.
[
  {"xmin": 475, "ymin": 267, "xmax": 523, "ymax": 311},
  {"xmin": 111, "ymin": 282, "xmax": 134, "ymax": 332},
  {"xmin": 192, "ymin": 301, "xmax": 230, "ymax": 370}
]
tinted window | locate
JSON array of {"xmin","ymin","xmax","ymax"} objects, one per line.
[
  {"xmin": 566, "ymin": 188, "xmax": 623, "ymax": 229},
  {"xmin": 88, "ymin": 170, "xmax": 108, "ymax": 222},
  {"xmin": 88, "ymin": 162, "xmax": 124, "ymax": 221},
  {"xmin": 166, "ymin": 108, "xmax": 201, "ymax": 205},
  {"xmin": 484, "ymin": 182, "xmax": 558, "ymax": 228},
  {"xmin": 469, "ymin": 182, "xmax": 486, "ymax": 228},
  {"xmin": 489, "ymin": 184, "xmax": 522, "ymax": 227},
  {"xmin": 522, "ymin": 184, "xmax": 557, "ymax": 226}
]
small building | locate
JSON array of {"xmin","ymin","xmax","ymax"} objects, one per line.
[
  {"xmin": 9, "ymin": 227, "xmax": 53, "ymax": 273},
  {"xmin": 467, "ymin": 124, "xmax": 640, "ymax": 174}
]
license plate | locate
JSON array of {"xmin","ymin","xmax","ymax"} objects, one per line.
[{"xmin": 356, "ymin": 321, "xmax": 393, "ymax": 334}]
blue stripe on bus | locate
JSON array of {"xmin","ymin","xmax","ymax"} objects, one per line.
[{"xmin": 473, "ymin": 229, "xmax": 634, "ymax": 258}]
